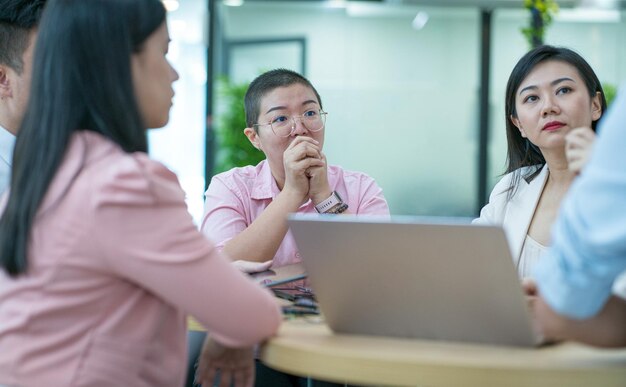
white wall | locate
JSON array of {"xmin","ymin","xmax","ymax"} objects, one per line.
[{"xmin": 148, "ymin": 1, "xmax": 208, "ymax": 225}]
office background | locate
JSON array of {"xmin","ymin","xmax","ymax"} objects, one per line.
[{"xmin": 148, "ymin": 0, "xmax": 626, "ymax": 224}]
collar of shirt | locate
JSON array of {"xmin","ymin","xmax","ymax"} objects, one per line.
[
  {"xmin": 250, "ymin": 160, "xmax": 282, "ymax": 200},
  {"xmin": 0, "ymin": 125, "xmax": 15, "ymax": 167},
  {"xmin": 250, "ymin": 160, "xmax": 323, "ymax": 211}
]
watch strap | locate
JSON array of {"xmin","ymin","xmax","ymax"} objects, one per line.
[{"xmin": 315, "ymin": 191, "xmax": 348, "ymax": 214}]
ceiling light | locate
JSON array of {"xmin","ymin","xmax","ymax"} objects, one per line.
[
  {"xmin": 579, "ymin": 0, "xmax": 618, "ymax": 9},
  {"xmin": 162, "ymin": 0, "xmax": 179, "ymax": 12},
  {"xmin": 327, "ymin": 0, "xmax": 347, "ymax": 9},
  {"xmin": 224, "ymin": 0, "xmax": 244, "ymax": 6},
  {"xmin": 412, "ymin": 11, "xmax": 429, "ymax": 30},
  {"xmin": 556, "ymin": 8, "xmax": 620, "ymax": 22}
]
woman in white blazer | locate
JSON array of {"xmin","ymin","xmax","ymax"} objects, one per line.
[{"xmin": 475, "ymin": 46, "xmax": 605, "ymax": 279}]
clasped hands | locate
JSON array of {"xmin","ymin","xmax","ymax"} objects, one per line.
[{"xmin": 281, "ymin": 136, "xmax": 331, "ymax": 205}]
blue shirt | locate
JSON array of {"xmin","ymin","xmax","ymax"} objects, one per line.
[
  {"xmin": 534, "ymin": 83, "xmax": 626, "ymax": 319},
  {"xmin": 0, "ymin": 125, "xmax": 15, "ymax": 195}
]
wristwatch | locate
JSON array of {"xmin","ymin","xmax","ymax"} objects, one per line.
[{"xmin": 315, "ymin": 191, "xmax": 349, "ymax": 214}]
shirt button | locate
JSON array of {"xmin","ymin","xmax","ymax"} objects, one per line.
[{"xmin": 295, "ymin": 252, "xmax": 301, "ymax": 259}]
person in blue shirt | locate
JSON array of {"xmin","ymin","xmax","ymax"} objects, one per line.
[
  {"xmin": 532, "ymin": 83, "xmax": 626, "ymax": 347},
  {"xmin": 0, "ymin": 1, "xmax": 47, "ymax": 195}
]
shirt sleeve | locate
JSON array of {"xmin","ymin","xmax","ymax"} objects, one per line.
[
  {"xmin": 93, "ymin": 155, "xmax": 281, "ymax": 347},
  {"xmin": 200, "ymin": 176, "xmax": 249, "ymax": 250},
  {"xmin": 534, "ymin": 84, "xmax": 626, "ymax": 319},
  {"xmin": 472, "ymin": 174, "xmax": 511, "ymax": 226},
  {"xmin": 353, "ymin": 174, "xmax": 390, "ymax": 216}
]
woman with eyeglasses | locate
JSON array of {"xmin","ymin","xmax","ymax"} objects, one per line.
[
  {"xmin": 201, "ymin": 69, "xmax": 389, "ymax": 271},
  {"xmin": 0, "ymin": 1, "xmax": 281, "ymax": 386},
  {"xmin": 199, "ymin": 68, "xmax": 388, "ymax": 386}
]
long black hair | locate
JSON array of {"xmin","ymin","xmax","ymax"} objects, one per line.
[
  {"xmin": 0, "ymin": 0, "xmax": 166, "ymax": 276},
  {"xmin": 503, "ymin": 45, "xmax": 607, "ymax": 199}
]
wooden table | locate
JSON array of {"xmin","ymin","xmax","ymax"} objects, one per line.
[{"xmin": 259, "ymin": 317, "xmax": 626, "ymax": 387}]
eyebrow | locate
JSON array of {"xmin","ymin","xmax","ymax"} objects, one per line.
[
  {"xmin": 265, "ymin": 100, "xmax": 319, "ymax": 115},
  {"xmin": 518, "ymin": 77, "xmax": 576, "ymax": 95}
]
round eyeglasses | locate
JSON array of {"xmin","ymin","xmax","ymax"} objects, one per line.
[{"xmin": 254, "ymin": 109, "xmax": 327, "ymax": 138}]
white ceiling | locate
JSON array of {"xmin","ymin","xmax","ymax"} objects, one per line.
[
  {"xmin": 388, "ymin": 0, "xmax": 625, "ymax": 8},
  {"xmin": 217, "ymin": 0, "xmax": 625, "ymax": 7}
]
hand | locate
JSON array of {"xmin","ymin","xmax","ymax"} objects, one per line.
[
  {"xmin": 307, "ymin": 151, "xmax": 331, "ymax": 205},
  {"xmin": 521, "ymin": 278, "xmax": 545, "ymax": 339},
  {"xmin": 232, "ymin": 260, "xmax": 273, "ymax": 274},
  {"xmin": 196, "ymin": 335, "xmax": 255, "ymax": 387},
  {"xmin": 282, "ymin": 137, "xmax": 324, "ymax": 202},
  {"xmin": 521, "ymin": 277, "xmax": 539, "ymax": 318},
  {"xmin": 521, "ymin": 277, "xmax": 537, "ymax": 297},
  {"xmin": 565, "ymin": 127, "xmax": 596, "ymax": 174}
]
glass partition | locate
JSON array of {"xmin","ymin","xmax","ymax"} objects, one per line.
[
  {"xmin": 219, "ymin": 1, "xmax": 481, "ymax": 216},
  {"xmin": 153, "ymin": 0, "xmax": 625, "ymax": 222},
  {"xmin": 149, "ymin": 1, "xmax": 208, "ymax": 225}
]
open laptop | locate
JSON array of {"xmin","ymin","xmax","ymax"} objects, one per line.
[{"xmin": 288, "ymin": 214, "xmax": 542, "ymax": 347}]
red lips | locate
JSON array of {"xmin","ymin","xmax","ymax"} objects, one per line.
[{"xmin": 542, "ymin": 121, "xmax": 565, "ymax": 131}]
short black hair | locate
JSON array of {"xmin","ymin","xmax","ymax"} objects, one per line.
[
  {"xmin": 244, "ymin": 68, "xmax": 323, "ymax": 128},
  {"xmin": 0, "ymin": 0, "xmax": 46, "ymax": 73}
]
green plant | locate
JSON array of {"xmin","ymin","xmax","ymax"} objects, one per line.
[
  {"xmin": 521, "ymin": 0, "xmax": 559, "ymax": 48},
  {"xmin": 213, "ymin": 77, "xmax": 265, "ymax": 175},
  {"xmin": 602, "ymin": 82, "xmax": 617, "ymax": 107}
]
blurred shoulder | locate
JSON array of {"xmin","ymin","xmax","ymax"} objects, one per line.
[
  {"xmin": 211, "ymin": 161, "xmax": 266, "ymax": 185},
  {"xmin": 328, "ymin": 164, "xmax": 378, "ymax": 185},
  {"xmin": 75, "ymin": 132, "xmax": 185, "ymax": 206}
]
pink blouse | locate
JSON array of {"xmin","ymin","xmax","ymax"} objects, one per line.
[{"xmin": 0, "ymin": 131, "xmax": 281, "ymax": 387}]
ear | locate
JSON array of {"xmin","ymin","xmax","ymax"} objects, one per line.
[
  {"xmin": 0, "ymin": 65, "xmax": 13, "ymax": 100},
  {"xmin": 510, "ymin": 115, "xmax": 527, "ymax": 138},
  {"xmin": 591, "ymin": 91, "xmax": 602, "ymax": 122},
  {"xmin": 244, "ymin": 127, "xmax": 263, "ymax": 152}
]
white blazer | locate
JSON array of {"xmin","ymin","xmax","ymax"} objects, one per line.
[
  {"xmin": 475, "ymin": 165, "xmax": 626, "ymax": 297},
  {"xmin": 473, "ymin": 165, "xmax": 548, "ymax": 263}
]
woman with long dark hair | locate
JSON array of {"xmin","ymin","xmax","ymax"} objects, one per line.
[
  {"xmin": 474, "ymin": 45, "xmax": 606, "ymax": 279},
  {"xmin": 0, "ymin": 1, "xmax": 280, "ymax": 386}
]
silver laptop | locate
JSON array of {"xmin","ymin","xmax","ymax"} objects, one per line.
[{"xmin": 288, "ymin": 214, "xmax": 542, "ymax": 347}]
